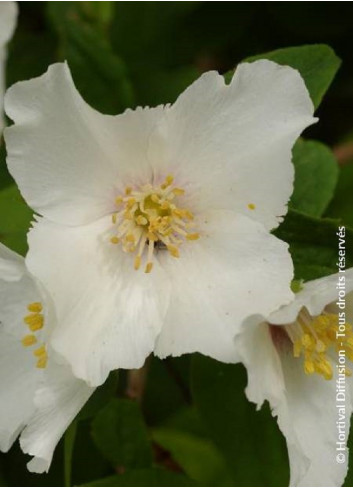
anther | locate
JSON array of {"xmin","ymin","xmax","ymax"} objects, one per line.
[
  {"xmin": 186, "ymin": 233, "xmax": 200, "ymax": 241},
  {"xmin": 34, "ymin": 345, "xmax": 46, "ymax": 357},
  {"xmin": 27, "ymin": 302, "xmax": 42, "ymax": 313},
  {"xmin": 21, "ymin": 334, "xmax": 37, "ymax": 347},
  {"xmin": 134, "ymin": 256, "xmax": 141, "ymax": 270},
  {"xmin": 145, "ymin": 262, "xmax": 153, "ymax": 273},
  {"xmin": 24, "ymin": 313, "xmax": 44, "ymax": 332},
  {"xmin": 167, "ymin": 245, "xmax": 180, "ymax": 258}
]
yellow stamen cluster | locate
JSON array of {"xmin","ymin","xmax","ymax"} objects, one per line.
[
  {"xmin": 22, "ymin": 302, "xmax": 47, "ymax": 369},
  {"xmin": 110, "ymin": 175, "xmax": 199, "ymax": 273},
  {"xmin": 288, "ymin": 308, "xmax": 353, "ymax": 380}
]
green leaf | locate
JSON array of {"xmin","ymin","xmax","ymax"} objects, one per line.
[
  {"xmin": 245, "ymin": 44, "xmax": 340, "ymax": 109},
  {"xmin": 81, "ymin": 468, "xmax": 195, "ymax": 487},
  {"xmin": 91, "ymin": 399, "xmax": 153, "ymax": 470},
  {"xmin": 142, "ymin": 356, "xmax": 191, "ymax": 426},
  {"xmin": 152, "ymin": 428, "xmax": 234, "ymax": 486},
  {"xmin": 326, "ymin": 162, "xmax": 353, "ymax": 228},
  {"xmin": 47, "ymin": 2, "xmax": 134, "ymax": 114},
  {"xmin": 191, "ymin": 355, "xmax": 289, "ymax": 486},
  {"xmin": 274, "ymin": 209, "xmax": 353, "ymax": 281},
  {"xmin": 0, "ymin": 144, "xmax": 14, "ymax": 191},
  {"xmin": 290, "ymin": 139, "xmax": 338, "ymax": 217},
  {"xmin": 224, "ymin": 45, "xmax": 340, "ymax": 109},
  {"xmin": 0, "ymin": 185, "xmax": 32, "ymax": 255}
]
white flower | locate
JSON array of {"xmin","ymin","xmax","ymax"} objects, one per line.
[
  {"xmin": 236, "ymin": 268, "xmax": 353, "ymax": 486},
  {"xmin": 0, "ymin": 243, "xmax": 94, "ymax": 473},
  {"xmin": 5, "ymin": 60, "xmax": 316, "ymax": 387},
  {"xmin": 0, "ymin": 1, "xmax": 17, "ymax": 135}
]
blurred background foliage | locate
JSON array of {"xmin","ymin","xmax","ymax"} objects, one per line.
[{"xmin": 1, "ymin": 2, "xmax": 353, "ymax": 486}]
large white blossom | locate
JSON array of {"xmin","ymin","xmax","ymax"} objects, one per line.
[
  {"xmin": 0, "ymin": 243, "xmax": 94, "ymax": 473},
  {"xmin": 0, "ymin": 1, "xmax": 17, "ymax": 135},
  {"xmin": 5, "ymin": 60, "xmax": 316, "ymax": 387},
  {"xmin": 236, "ymin": 268, "xmax": 353, "ymax": 486}
]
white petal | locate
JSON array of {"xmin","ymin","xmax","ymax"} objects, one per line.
[
  {"xmin": 235, "ymin": 317, "xmax": 286, "ymax": 409},
  {"xmin": 0, "ymin": 242, "xmax": 25, "ymax": 281},
  {"xmin": 26, "ymin": 216, "xmax": 171, "ymax": 386},
  {"xmin": 0, "ymin": 1, "xmax": 17, "ymax": 135},
  {"xmin": 0, "ymin": 330, "xmax": 40, "ymax": 452},
  {"xmin": 270, "ymin": 268, "xmax": 353, "ymax": 325},
  {"xmin": 0, "ymin": 244, "xmax": 44, "ymax": 339},
  {"xmin": 20, "ymin": 362, "xmax": 94, "ymax": 473},
  {"xmin": 239, "ymin": 313, "xmax": 352, "ymax": 486},
  {"xmin": 236, "ymin": 318, "xmax": 311, "ymax": 485},
  {"xmin": 152, "ymin": 60, "xmax": 316, "ymax": 230},
  {"xmin": 4, "ymin": 62, "xmax": 165, "ymax": 225},
  {"xmin": 155, "ymin": 211, "xmax": 294, "ymax": 361},
  {"xmin": 0, "ymin": 2, "xmax": 18, "ymax": 46},
  {"xmin": 279, "ymin": 351, "xmax": 352, "ymax": 486}
]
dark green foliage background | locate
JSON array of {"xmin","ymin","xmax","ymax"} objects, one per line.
[{"xmin": 1, "ymin": 2, "xmax": 353, "ymax": 487}]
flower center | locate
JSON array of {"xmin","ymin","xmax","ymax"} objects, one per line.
[
  {"xmin": 22, "ymin": 302, "xmax": 48, "ymax": 369},
  {"xmin": 110, "ymin": 175, "xmax": 199, "ymax": 273},
  {"xmin": 286, "ymin": 308, "xmax": 353, "ymax": 380}
]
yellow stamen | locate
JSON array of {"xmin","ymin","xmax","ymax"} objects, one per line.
[
  {"xmin": 288, "ymin": 309, "xmax": 353, "ymax": 381},
  {"xmin": 145, "ymin": 262, "xmax": 153, "ymax": 273},
  {"xmin": 161, "ymin": 175, "xmax": 174, "ymax": 189},
  {"xmin": 21, "ymin": 334, "xmax": 37, "ymax": 347},
  {"xmin": 33, "ymin": 345, "xmax": 46, "ymax": 357},
  {"xmin": 111, "ymin": 175, "xmax": 197, "ymax": 272},
  {"xmin": 186, "ymin": 233, "xmax": 200, "ymax": 241},
  {"xmin": 24, "ymin": 313, "xmax": 44, "ymax": 332},
  {"xmin": 136, "ymin": 216, "xmax": 148, "ymax": 226},
  {"xmin": 36, "ymin": 355, "xmax": 48, "ymax": 369},
  {"xmin": 172, "ymin": 188, "xmax": 185, "ymax": 196},
  {"xmin": 134, "ymin": 256, "xmax": 141, "ymax": 270},
  {"xmin": 167, "ymin": 245, "xmax": 180, "ymax": 258},
  {"xmin": 27, "ymin": 302, "xmax": 42, "ymax": 313},
  {"xmin": 248, "ymin": 203, "xmax": 256, "ymax": 210}
]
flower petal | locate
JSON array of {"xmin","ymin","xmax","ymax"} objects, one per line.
[
  {"xmin": 270, "ymin": 268, "xmax": 353, "ymax": 325},
  {"xmin": 0, "ymin": 330, "xmax": 39, "ymax": 452},
  {"xmin": 239, "ymin": 306, "xmax": 353, "ymax": 486},
  {"xmin": 279, "ymin": 350, "xmax": 352, "ymax": 486},
  {"xmin": 235, "ymin": 318, "xmax": 311, "ymax": 485},
  {"xmin": 155, "ymin": 211, "xmax": 294, "ymax": 361},
  {"xmin": 0, "ymin": 243, "xmax": 44, "ymax": 339},
  {"xmin": 0, "ymin": 242, "xmax": 25, "ymax": 281},
  {"xmin": 153, "ymin": 60, "xmax": 316, "ymax": 230},
  {"xmin": 20, "ymin": 362, "xmax": 94, "ymax": 473},
  {"xmin": 0, "ymin": 1, "xmax": 18, "ymax": 135},
  {"xmin": 5, "ymin": 62, "xmax": 165, "ymax": 225},
  {"xmin": 26, "ymin": 216, "xmax": 171, "ymax": 386},
  {"xmin": 0, "ymin": 1, "xmax": 18, "ymax": 46}
]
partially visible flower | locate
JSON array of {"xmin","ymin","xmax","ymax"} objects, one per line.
[
  {"xmin": 0, "ymin": 1, "xmax": 17, "ymax": 135},
  {"xmin": 0, "ymin": 243, "xmax": 94, "ymax": 473},
  {"xmin": 236, "ymin": 269, "xmax": 353, "ymax": 486},
  {"xmin": 5, "ymin": 60, "xmax": 316, "ymax": 386}
]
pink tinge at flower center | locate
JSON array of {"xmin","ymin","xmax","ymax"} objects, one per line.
[{"xmin": 110, "ymin": 175, "xmax": 199, "ymax": 273}]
